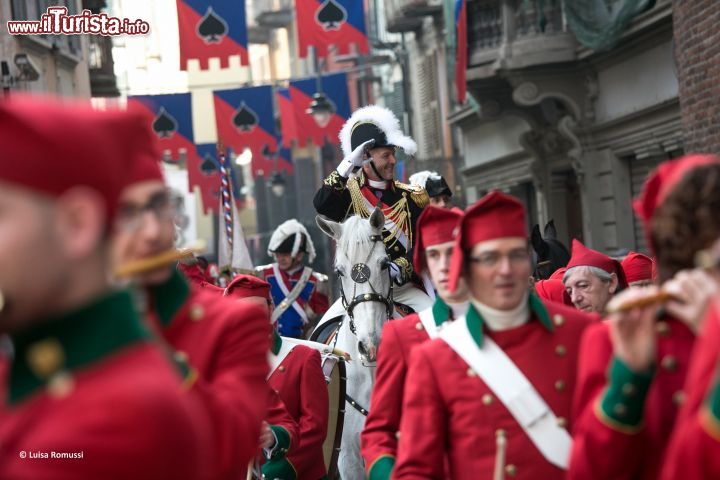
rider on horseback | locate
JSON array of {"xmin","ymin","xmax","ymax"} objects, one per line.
[{"xmin": 313, "ymin": 105, "xmax": 433, "ymax": 316}]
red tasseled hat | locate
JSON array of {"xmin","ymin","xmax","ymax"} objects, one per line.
[
  {"xmin": 0, "ymin": 94, "xmax": 159, "ymax": 223},
  {"xmin": 534, "ymin": 279, "xmax": 572, "ymax": 306},
  {"xmin": 448, "ymin": 191, "xmax": 527, "ymax": 292},
  {"xmin": 413, "ymin": 206, "xmax": 463, "ymax": 272},
  {"xmin": 177, "ymin": 263, "xmax": 211, "ymax": 287},
  {"xmin": 633, "ymin": 154, "xmax": 720, "ymax": 254},
  {"xmin": 224, "ymin": 274, "xmax": 271, "ymax": 301},
  {"xmin": 621, "ymin": 252, "xmax": 654, "ymax": 284},
  {"xmin": 566, "ymin": 239, "xmax": 628, "ymax": 289}
]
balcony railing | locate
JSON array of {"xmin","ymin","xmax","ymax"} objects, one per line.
[{"xmin": 467, "ymin": 0, "xmax": 574, "ymax": 73}]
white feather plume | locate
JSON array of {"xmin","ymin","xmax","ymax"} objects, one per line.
[
  {"xmin": 267, "ymin": 219, "xmax": 316, "ymax": 263},
  {"xmin": 339, "ymin": 105, "xmax": 417, "ymax": 157},
  {"xmin": 408, "ymin": 170, "xmax": 442, "ymax": 189}
]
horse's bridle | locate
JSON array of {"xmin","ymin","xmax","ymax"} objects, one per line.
[{"xmin": 335, "ymin": 233, "xmax": 394, "ymax": 336}]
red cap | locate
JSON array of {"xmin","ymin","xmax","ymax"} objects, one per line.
[
  {"xmin": 413, "ymin": 206, "xmax": 463, "ymax": 272},
  {"xmin": 177, "ymin": 263, "xmax": 210, "ymax": 287},
  {"xmin": 621, "ymin": 252, "xmax": 654, "ymax": 284},
  {"xmin": 448, "ymin": 191, "xmax": 527, "ymax": 292},
  {"xmin": 0, "ymin": 95, "xmax": 159, "ymax": 223},
  {"xmin": 534, "ymin": 279, "xmax": 572, "ymax": 306},
  {"xmin": 634, "ymin": 154, "xmax": 720, "ymax": 253},
  {"xmin": 566, "ymin": 239, "xmax": 628, "ymax": 289},
  {"xmin": 225, "ymin": 274, "xmax": 271, "ymax": 301}
]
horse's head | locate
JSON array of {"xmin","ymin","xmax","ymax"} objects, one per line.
[
  {"xmin": 531, "ymin": 220, "xmax": 570, "ymax": 279},
  {"xmin": 316, "ymin": 208, "xmax": 391, "ymax": 362}
]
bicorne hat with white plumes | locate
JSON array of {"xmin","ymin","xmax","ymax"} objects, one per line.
[
  {"xmin": 339, "ymin": 105, "xmax": 417, "ymax": 157},
  {"xmin": 267, "ymin": 219, "xmax": 316, "ymax": 263},
  {"xmin": 409, "ymin": 170, "xmax": 452, "ymax": 198}
]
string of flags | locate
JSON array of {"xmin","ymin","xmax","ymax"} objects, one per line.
[{"xmin": 130, "ymin": 73, "xmax": 350, "ymax": 214}]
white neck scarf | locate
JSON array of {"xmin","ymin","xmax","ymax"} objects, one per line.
[
  {"xmin": 446, "ymin": 300, "xmax": 469, "ymax": 320},
  {"xmin": 368, "ymin": 178, "xmax": 389, "ymax": 190},
  {"xmin": 471, "ymin": 292, "xmax": 530, "ymax": 331}
]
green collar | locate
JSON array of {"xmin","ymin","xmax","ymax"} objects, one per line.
[
  {"xmin": 148, "ymin": 269, "xmax": 191, "ymax": 327},
  {"xmin": 8, "ymin": 290, "xmax": 150, "ymax": 405},
  {"xmin": 431, "ymin": 297, "xmax": 451, "ymax": 327},
  {"xmin": 271, "ymin": 329, "xmax": 282, "ymax": 355},
  {"xmin": 466, "ymin": 293, "xmax": 553, "ymax": 347}
]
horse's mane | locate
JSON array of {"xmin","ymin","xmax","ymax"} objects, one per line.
[{"xmin": 335, "ymin": 215, "xmax": 376, "ymax": 267}]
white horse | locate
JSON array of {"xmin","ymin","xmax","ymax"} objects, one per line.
[{"xmin": 315, "ymin": 208, "xmax": 395, "ymax": 480}]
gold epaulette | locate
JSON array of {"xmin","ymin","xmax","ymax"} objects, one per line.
[{"xmin": 395, "ymin": 181, "xmax": 429, "ymax": 208}]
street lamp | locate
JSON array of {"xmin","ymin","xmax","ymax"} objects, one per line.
[
  {"xmin": 306, "ymin": 92, "xmax": 335, "ymax": 128},
  {"xmin": 306, "ymin": 49, "xmax": 335, "ymax": 128},
  {"xmin": 269, "ymin": 171, "xmax": 286, "ymax": 197}
]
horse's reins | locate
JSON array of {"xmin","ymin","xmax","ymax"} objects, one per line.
[{"xmin": 334, "ymin": 232, "xmax": 394, "ymax": 417}]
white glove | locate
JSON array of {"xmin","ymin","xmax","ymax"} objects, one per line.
[
  {"xmin": 388, "ymin": 261, "xmax": 402, "ymax": 282},
  {"xmin": 337, "ymin": 139, "xmax": 375, "ymax": 177}
]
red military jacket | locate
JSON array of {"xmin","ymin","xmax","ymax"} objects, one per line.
[
  {"xmin": 148, "ymin": 270, "xmax": 277, "ymax": 480},
  {"xmin": 0, "ymin": 290, "xmax": 213, "ymax": 480},
  {"xmin": 661, "ymin": 302, "xmax": 720, "ymax": 479},
  {"xmin": 568, "ymin": 314, "xmax": 695, "ymax": 480},
  {"xmin": 361, "ymin": 299, "xmax": 455, "ymax": 480},
  {"xmin": 394, "ymin": 298, "xmax": 592, "ymax": 480},
  {"xmin": 266, "ymin": 334, "xmax": 329, "ymax": 479}
]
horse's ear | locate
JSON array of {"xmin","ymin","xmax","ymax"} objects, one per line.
[
  {"xmin": 369, "ymin": 207, "xmax": 385, "ymax": 231},
  {"xmin": 530, "ymin": 224, "xmax": 547, "ymax": 255},
  {"xmin": 316, "ymin": 215, "xmax": 342, "ymax": 240},
  {"xmin": 544, "ymin": 220, "xmax": 558, "ymax": 240}
]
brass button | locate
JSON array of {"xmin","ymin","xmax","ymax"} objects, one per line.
[
  {"xmin": 673, "ymin": 390, "xmax": 686, "ymax": 406},
  {"xmin": 622, "ymin": 383, "xmax": 637, "ymax": 397},
  {"xmin": 613, "ymin": 403, "xmax": 627, "ymax": 416},
  {"xmin": 481, "ymin": 393, "xmax": 494, "ymax": 405},
  {"xmin": 189, "ymin": 304, "xmax": 204, "ymax": 321},
  {"xmin": 394, "ymin": 246, "xmax": 400, "ymax": 252},
  {"xmin": 278, "ymin": 365, "xmax": 286, "ymax": 372},
  {"xmin": 174, "ymin": 351, "xmax": 189, "ymax": 363},
  {"xmin": 505, "ymin": 464, "xmax": 517, "ymax": 477},
  {"xmin": 395, "ymin": 431, "xmax": 401, "ymax": 440},
  {"xmin": 47, "ymin": 372, "xmax": 74, "ymax": 399},
  {"xmin": 415, "ymin": 322, "xmax": 424, "ymax": 330},
  {"xmin": 554, "ymin": 380, "xmax": 565, "ymax": 392},
  {"xmin": 556, "ymin": 416, "xmax": 567, "ymax": 428},
  {"xmin": 661, "ymin": 355, "xmax": 678, "ymax": 372},
  {"xmin": 655, "ymin": 321, "xmax": 671, "ymax": 336},
  {"xmin": 467, "ymin": 368, "xmax": 476, "ymax": 377},
  {"xmin": 27, "ymin": 339, "xmax": 65, "ymax": 379},
  {"xmin": 555, "ymin": 345, "xmax": 567, "ymax": 356},
  {"xmin": 553, "ymin": 314, "xmax": 565, "ymax": 326},
  {"xmin": 364, "ymin": 294, "xmax": 371, "ymax": 300}
]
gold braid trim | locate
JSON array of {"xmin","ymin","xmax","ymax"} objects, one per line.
[
  {"xmin": 393, "ymin": 257, "xmax": 413, "ymax": 283},
  {"xmin": 395, "ymin": 181, "xmax": 430, "ymax": 208},
  {"xmin": 323, "ymin": 171, "xmax": 346, "ymax": 191},
  {"xmin": 348, "ymin": 178, "xmax": 413, "ymax": 249}
]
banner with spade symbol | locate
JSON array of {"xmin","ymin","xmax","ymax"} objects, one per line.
[
  {"xmin": 127, "ymin": 92, "xmax": 202, "ymax": 170},
  {"xmin": 296, "ymin": 0, "xmax": 369, "ymax": 59},
  {"xmin": 289, "ymin": 71, "xmax": 351, "ymax": 147},
  {"xmin": 277, "ymin": 88, "xmax": 299, "ymax": 149},
  {"xmin": 213, "ymin": 85, "xmax": 279, "ymax": 176},
  {"xmin": 192, "ymin": 143, "xmax": 223, "ymax": 214},
  {"xmin": 176, "ymin": 0, "xmax": 248, "ymax": 70}
]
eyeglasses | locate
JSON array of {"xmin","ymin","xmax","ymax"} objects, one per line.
[
  {"xmin": 469, "ymin": 249, "xmax": 530, "ymax": 269},
  {"xmin": 115, "ymin": 192, "xmax": 176, "ymax": 233}
]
